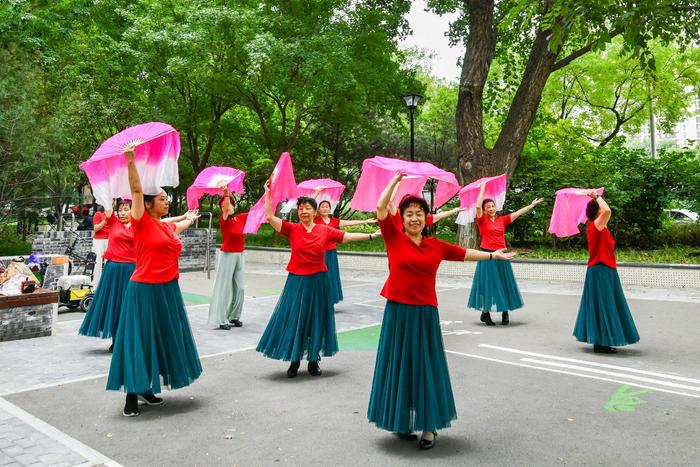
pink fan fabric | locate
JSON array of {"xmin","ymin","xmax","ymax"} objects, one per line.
[
  {"xmin": 349, "ymin": 156, "xmax": 459, "ymax": 212},
  {"xmin": 80, "ymin": 122, "xmax": 180, "ymax": 208},
  {"xmin": 548, "ymin": 187, "xmax": 605, "ymax": 238},
  {"xmin": 186, "ymin": 167, "xmax": 246, "ymax": 209},
  {"xmin": 455, "ymin": 174, "xmax": 508, "ymax": 225},
  {"xmin": 281, "ymin": 178, "xmax": 346, "ymax": 213},
  {"xmin": 243, "ymin": 152, "xmax": 299, "ymax": 234}
]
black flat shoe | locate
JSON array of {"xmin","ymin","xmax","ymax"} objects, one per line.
[
  {"xmin": 501, "ymin": 312, "xmax": 509, "ymax": 325},
  {"xmin": 480, "ymin": 312, "xmax": 496, "ymax": 326},
  {"xmin": 307, "ymin": 361, "xmax": 322, "ymax": 376},
  {"xmin": 418, "ymin": 433, "xmax": 437, "ymax": 450},
  {"xmin": 229, "ymin": 319, "xmax": 243, "ymax": 327},
  {"xmin": 108, "ymin": 343, "xmax": 114, "ymax": 353},
  {"xmin": 594, "ymin": 345, "xmax": 617, "ymax": 354},
  {"xmin": 138, "ymin": 393, "xmax": 164, "ymax": 406},
  {"xmin": 123, "ymin": 393, "xmax": 139, "ymax": 417},
  {"xmin": 219, "ymin": 324, "xmax": 231, "ymax": 330},
  {"xmin": 396, "ymin": 432, "xmax": 418, "ymax": 441},
  {"xmin": 287, "ymin": 361, "xmax": 300, "ymax": 378}
]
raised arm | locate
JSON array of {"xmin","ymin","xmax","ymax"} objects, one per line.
[
  {"xmin": 464, "ymin": 248, "xmax": 515, "ymax": 262},
  {"xmin": 377, "ymin": 172, "xmax": 404, "ymax": 221},
  {"xmin": 387, "ymin": 179, "xmax": 402, "ymax": 216},
  {"xmin": 431, "ymin": 207, "xmax": 460, "ymax": 224},
  {"xmin": 174, "ymin": 209, "xmax": 200, "ymax": 235},
  {"xmin": 339, "ymin": 218, "xmax": 377, "ymax": 227},
  {"xmin": 125, "ymin": 143, "xmax": 144, "ymax": 221},
  {"xmin": 264, "ymin": 179, "xmax": 283, "ymax": 232},
  {"xmin": 475, "ymin": 182, "xmax": 486, "ymax": 219},
  {"xmin": 221, "ymin": 186, "xmax": 232, "ymax": 220},
  {"xmin": 509, "ymin": 197, "xmax": 544, "ymax": 222},
  {"xmin": 590, "ymin": 191, "xmax": 611, "ymax": 231}
]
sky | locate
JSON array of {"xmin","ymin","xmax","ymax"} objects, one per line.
[{"xmin": 399, "ymin": 0, "xmax": 464, "ymax": 82}]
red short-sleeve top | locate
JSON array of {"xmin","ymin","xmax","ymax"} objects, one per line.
[
  {"xmin": 220, "ymin": 212, "xmax": 248, "ymax": 253},
  {"xmin": 102, "ymin": 213, "xmax": 135, "ymax": 263},
  {"xmin": 586, "ymin": 222, "xmax": 617, "ymax": 269},
  {"xmin": 129, "ymin": 213, "xmax": 182, "ymax": 283},
  {"xmin": 379, "ymin": 215, "xmax": 466, "ymax": 307},
  {"xmin": 314, "ymin": 216, "xmax": 341, "ymax": 250},
  {"xmin": 280, "ymin": 221, "xmax": 345, "ymax": 275},
  {"xmin": 476, "ymin": 214, "xmax": 512, "ymax": 250},
  {"xmin": 93, "ymin": 211, "xmax": 110, "ymax": 239}
]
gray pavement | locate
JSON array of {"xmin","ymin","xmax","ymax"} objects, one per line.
[{"xmin": 1, "ymin": 263, "xmax": 699, "ymax": 466}]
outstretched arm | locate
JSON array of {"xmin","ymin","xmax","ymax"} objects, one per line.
[
  {"xmin": 464, "ymin": 248, "xmax": 515, "ymax": 262},
  {"xmin": 340, "ymin": 229, "xmax": 382, "ymax": 243},
  {"xmin": 377, "ymin": 172, "xmax": 404, "ymax": 221},
  {"xmin": 162, "ymin": 213, "xmax": 187, "ymax": 223},
  {"xmin": 509, "ymin": 197, "xmax": 544, "ymax": 222},
  {"xmin": 339, "ymin": 218, "xmax": 377, "ymax": 227},
  {"xmin": 589, "ymin": 191, "xmax": 611, "ymax": 231},
  {"xmin": 125, "ymin": 143, "xmax": 144, "ymax": 221},
  {"xmin": 475, "ymin": 183, "xmax": 486, "ymax": 219},
  {"xmin": 265, "ymin": 179, "xmax": 283, "ymax": 232},
  {"xmin": 431, "ymin": 207, "xmax": 460, "ymax": 224},
  {"xmin": 175, "ymin": 209, "xmax": 200, "ymax": 235}
]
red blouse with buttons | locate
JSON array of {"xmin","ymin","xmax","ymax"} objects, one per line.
[
  {"xmin": 280, "ymin": 221, "xmax": 346, "ymax": 275},
  {"xmin": 314, "ymin": 216, "xmax": 341, "ymax": 250},
  {"xmin": 220, "ymin": 212, "xmax": 248, "ymax": 253},
  {"xmin": 129, "ymin": 213, "xmax": 182, "ymax": 283},
  {"xmin": 102, "ymin": 213, "xmax": 135, "ymax": 263},
  {"xmin": 586, "ymin": 222, "xmax": 617, "ymax": 269},
  {"xmin": 476, "ymin": 214, "xmax": 512, "ymax": 250},
  {"xmin": 93, "ymin": 211, "xmax": 110, "ymax": 239},
  {"xmin": 379, "ymin": 215, "xmax": 466, "ymax": 307}
]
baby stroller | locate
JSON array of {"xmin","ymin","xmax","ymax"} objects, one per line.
[{"xmin": 56, "ymin": 251, "xmax": 96, "ymax": 312}]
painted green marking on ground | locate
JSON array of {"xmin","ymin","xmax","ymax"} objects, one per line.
[
  {"xmin": 604, "ymin": 385, "xmax": 653, "ymax": 413},
  {"xmin": 181, "ymin": 292, "xmax": 211, "ymax": 305},
  {"xmin": 337, "ymin": 325, "xmax": 381, "ymax": 351}
]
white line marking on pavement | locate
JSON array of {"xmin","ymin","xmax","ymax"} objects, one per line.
[
  {"xmin": 479, "ymin": 344, "xmax": 700, "ymax": 384},
  {"xmin": 0, "ymin": 397, "xmax": 122, "ymax": 467},
  {"xmin": 521, "ymin": 358, "xmax": 700, "ymax": 392},
  {"xmin": 445, "ymin": 350, "xmax": 700, "ymax": 399}
]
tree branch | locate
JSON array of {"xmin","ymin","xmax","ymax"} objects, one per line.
[{"xmin": 552, "ymin": 27, "xmax": 623, "ymax": 71}]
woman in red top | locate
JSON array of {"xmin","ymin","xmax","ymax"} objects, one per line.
[
  {"xmin": 368, "ymin": 173, "xmax": 513, "ymax": 450},
  {"xmin": 315, "ymin": 199, "xmax": 376, "ymax": 305},
  {"xmin": 106, "ymin": 143, "xmax": 203, "ymax": 417},
  {"xmin": 79, "ymin": 199, "xmax": 136, "ymax": 352},
  {"xmin": 256, "ymin": 180, "xmax": 379, "ymax": 378},
  {"xmin": 208, "ymin": 186, "xmax": 248, "ymax": 329},
  {"xmin": 573, "ymin": 191, "xmax": 639, "ymax": 353},
  {"xmin": 468, "ymin": 182, "xmax": 543, "ymax": 326},
  {"xmin": 91, "ymin": 205, "xmax": 110, "ymax": 287}
]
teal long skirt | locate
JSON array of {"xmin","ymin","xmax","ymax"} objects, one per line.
[
  {"xmin": 256, "ymin": 272, "xmax": 337, "ymax": 362},
  {"xmin": 468, "ymin": 257, "xmax": 523, "ymax": 312},
  {"xmin": 106, "ymin": 279, "xmax": 202, "ymax": 394},
  {"xmin": 79, "ymin": 260, "xmax": 135, "ymax": 338},
  {"xmin": 325, "ymin": 249, "xmax": 343, "ymax": 304},
  {"xmin": 368, "ymin": 300, "xmax": 456, "ymax": 433},
  {"xmin": 573, "ymin": 264, "xmax": 640, "ymax": 347}
]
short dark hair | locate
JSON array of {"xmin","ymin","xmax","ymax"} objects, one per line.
[
  {"xmin": 482, "ymin": 198, "xmax": 495, "ymax": 209},
  {"xmin": 218, "ymin": 195, "xmax": 235, "ymax": 209},
  {"xmin": 398, "ymin": 195, "xmax": 430, "ymax": 236},
  {"xmin": 95, "ymin": 205, "xmax": 105, "ymax": 212},
  {"xmin": 143, "ymin": 194, "xmax": 156, "ymax": 205},
  {"xmin": 318, "ymin": 200, "xmax": 331, "ymax": 209},
  {"xmin": 117, "ymin": 199, "xmax": 132, "ymax": 209},
  {"xmin": 586, "ymin": 199, "xmax": 600, "ymax": 221},
  {"xmin": 297, "ymin": 196, "xmax": 317, "ymax": 211}
]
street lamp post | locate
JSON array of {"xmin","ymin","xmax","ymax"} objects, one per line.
[{"xmin": 401, "ymin": 93, "xmax": 422, "ymax": 161}]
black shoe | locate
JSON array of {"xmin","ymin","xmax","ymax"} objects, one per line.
[
  {"xmin": 138, "ymin": 393, "xmax": 164, "ymax": 406},
  {"xmin": 480, "ymin": 312, "xmax": 496, "ymax": 326},
  {"xmin": 123, "ymin": 393, "xmax": 139, "ymax": 417},
  {"xmin": 396, "ymin": 432, "xmax": 418, "ymax": 441},
  {"xmin": 418, "ymin": 432, "xmax": 437, "ymax": 450},
  {"xmin": 594, "ymin": 345, "xmax": 617, "ymax": 354},
  {"xmin": 219, "ymin": 324, "xmax": 231, "ymax": 330},
  {"xmin": 229, "ymin": 319, "xmax": 243, "ymax": 327},
  {"xmin": 501, "ymin": 312, "xmax": 509, "ymax": 325},
  {"xmin": 307, "ymin": 361, "xmax": 322, "ymax": 376},
  {"xmin": 287, "ymin": 361, "xmax": 301, "ymax": 378},
  {"xmin": 108, "ymin": 343, "xmax": 114, "ymax": 353}
]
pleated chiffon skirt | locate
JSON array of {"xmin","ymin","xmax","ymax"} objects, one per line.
[
  {"xmin": 324, "ymin": 249, "xmax": 343, "ymax": 304},
  {"xmin": 368, "ymin": 300, "xmax": 456, "ymax": 433},
  {"xmin": 468, "ymin": 259, "xmax": 523, "ymax": 312},
  {"xmin": 256, "ymin": 272, "xmax": 337, "ymax": 362},
  {"xmin": 79, "ymin": 260, "xmax": 135, "ymax": 339},
  {"xmin": 106, "ymin": 279, "xmax": 202, "ymax": 394},
  {"xmin": 573, "ymin": 264, "xmax": 640, "ymax": 347}
]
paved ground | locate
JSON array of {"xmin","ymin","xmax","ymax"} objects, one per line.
[{"xmin": 1, "ymin": 263, "xmax": 699, "ymax": 466}]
